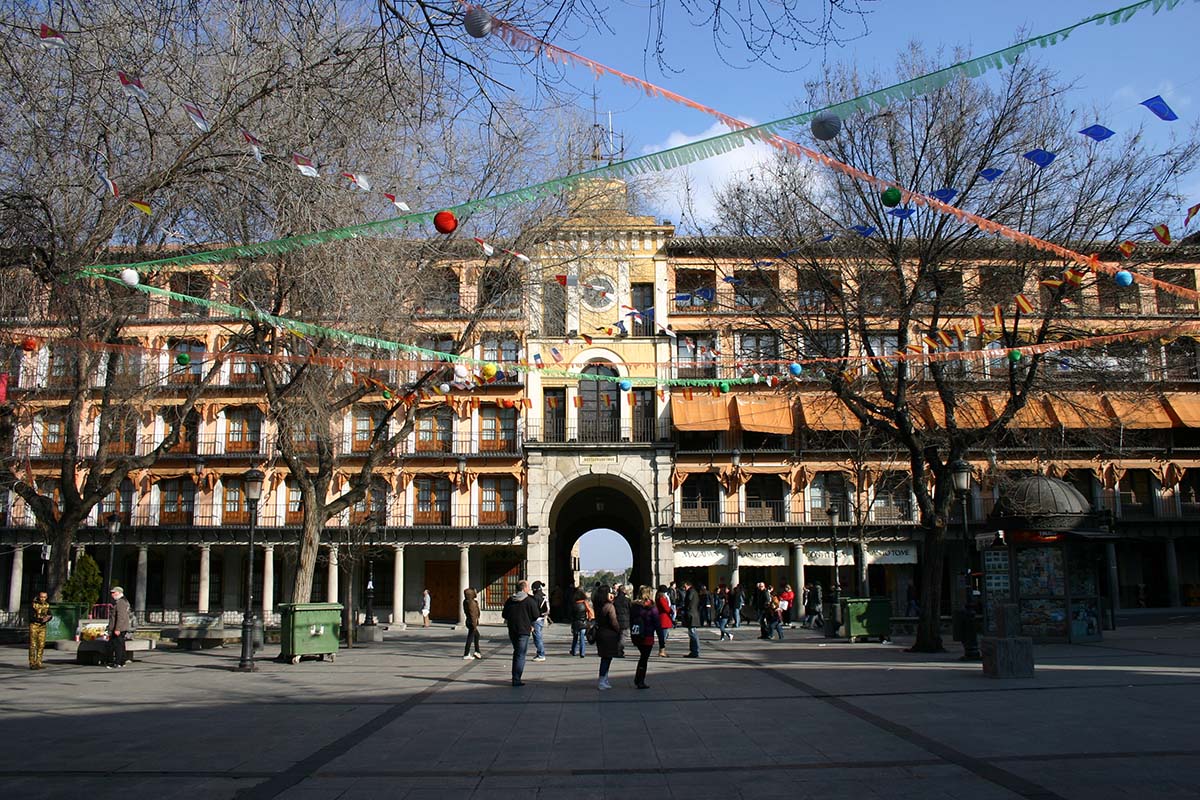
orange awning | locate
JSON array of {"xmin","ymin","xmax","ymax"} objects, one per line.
[
  {"xmin": 1104, "ymin": 395, "xmax": 1173, "ymax": 429},
  {"xmin": 1165, "ymin": 393, "xmax": 1200, "ymax": 427},
  {"xmin": 670, "ymin": 395, "xmax": 732, "ymax": 431},
  {"xmin": 798, "ymin": 394, "xmax": 859, "ymax": 431},
  {"xmin": 921, "ymin": 395, "xmax": 989, "ymax": 429},
  {"xmin": 1045, "ymin": 394, "xmax": 1110, "ymax": 429},
  {"xmin": 984, "ymin": 394, "xmax": 1054, "ymax": 428},
  {"xmin": 734, "ymin": 395, "xmax": 796, "ymax": 434}
]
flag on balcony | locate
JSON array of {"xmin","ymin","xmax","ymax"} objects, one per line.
[
  {"xmin": 1063, "ymin": 268, "xmax": 1085, "ymax": 286},
  {"xmin": 602, "ymin": 395, "xmax": 611, "ymax": 408},
  {"xmin": 522, "ymin": 398, "xmax": 532, "ymax": 409},
  {"xmin": 550, "ymin": 347, "xmax": 562, "ymax": 363},
  {"xmin": 581, "ymin": 333, "xmax": 593, "ymax": 345},
  {"xmin": 573, "ymin": 396, "xmax": 583, "ymax": 408},
  {"xmin": 1117, "ymin": 240, "xmax": 1136, "ymax": 257},
  {"xmin": 682, "ymin": 388, "xmax": 693, "ymax": 400},
  {"xmin": 627, "ymin": 392, "xmax": 637, "ymax": 406},
  {"xmin": 1014, "ymin": 294, "xmax": 1034, "ymax": 314},
  {"xmin": 1141, "ymin": 95, "xmax": 1178, "ymax": 121},
  {"xmin": 1039, "ymin": 277, "xmax": 1064, "ymax": 289},
  {"xmin": 0, "ymin": 372, "xmax": 7, "ymax": 404},
  {"xmin": 992, "ymin": 304, "xmax": 1004, "ymax": 329},
  {"xmin": 693, "ymin": 287, "xmax": 716, "ymax": 303},
  {"xmin": 546, "ymin": 396, "xmax": 558, "ymax": 409},
  {"xmin": 533, "ymin": 353, "xmax": 544, "ymax": 369},
  {"xmin": 710, "ymin": 386, "xmax": 720, "ymax": 397},
  {"xmin": 1153, "ymin": 223, "xmax": 1172, "ymax": 244},
  {"xmin": 657, "ymin": 323, "xmax": 676, "ymax": 337},
  {"xmin": 1186, "ymin": 203, "xmax": 1200, "ymax": 227},
  {"xmin": 722, "ymin": 275, "xmax": 743, "ymax": 285},
  {"xmin": 937, "ymin": 330, "xmax": 954, "ymax": 347},
  {"xmin": 683, "ymin": 336, "xmax": 695, "ymax": 351},
  {"xmin": 973, "ymin": 314, "xmax": 986, "ymax": 336},
  {"xmin": 614, "ymin": 320, "xmax": 628, "ymax": 336},
  {"xmin": 657, "ymin": 389, "xmax": 665, "ymax": 401},
  {"xmin": 117, "ymin": 72, "xmax": 149, "ymax": 102},
  {"xmin": 182, "ymin": 102, "xmax": 211, "ymax": 133}
]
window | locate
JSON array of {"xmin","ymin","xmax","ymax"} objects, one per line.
[
  {"xmin": 483, "ymin": 558, "xmax": 522, "ymax": 610},
  {"xmin": 737, "ymin": 332, "xmax": 779, "ymax": 377},
  {"xmin": 872, "ymin": 473, "xmax": 912, "ymax": 522},
  {"xmin": 734, "ymin": 270, "xmax": 777, "ymax": 310},
  {"xmin": 860, "ymin": 270, "xmax": 902, "ymax": 313},
  {"xmin": 416, "ymin": 336, "xmax": 456, "ymax": 373},
  {"xmin": 350, "ymin": 480, "xmax": 387, "ymax": 526},
  {"xmin": 631, "ymin": 283, "xmax": 655, "ymax": 336},
  {"xmin": 1098, "ymin": 275, "xmax": 1140, "ymax": 314},
  {"xmin": 482, "ymin": 337, "xmax": 520, "ymax": 367},
  {"xmin": 674, "ymin": 269, "xmax": 715, "ymax": 311},
  {"xmin": 415, "ymin": 408, "xmax": 453, "ymax": 453},
  {"xmin": 1039, "ymin": 266, "xmax": 1083, "ymax": 311},
  {"xmin": 916, "ymin": 268, "xmax": 964, "ymax": 308},
  {"xmin": 542, "ymin": 388, "xmax": 566, "ymax": 442},
  {"xmin": 1118, "ymin": 470, "xmax": 1153, "ymax": 518},
  {"xmin": 863, "ymin": 332, "xmax": 899, "ymax": 371},
  {"xmin": 1104, "ymin": 343, "xmax": 1149, "ymax": 381},
  {"xmin": 578, "ymin": 363, "xmax": 619, "ymax": 442},
  {"xmin": 414, "ymin": 477, "xmax": 452, "ymax": 525},
  {"xmin": 745, "ymin": 475, "xmax": 786, "ymax": 522},
  {"xmin": 162, "ymin": 408, "xmax": 199, "ymax": 455},
  {"xmin": 979, "ymin": 265, "xmax": 1024, "ymax": 306},
  {"xmin": 680, "ymin": 474, "xmax": 720, "ymax": 524},
  {"xmin": 158, "ymin": 478, "xmax": 195, "ymax": 525},
  {"xmin": 793, "ymin": 270, "xmax": 840, "ymax": 311},
  {"xmin": 541, "ymin": 280, "xmax": 567, "ymax": 337},
  {"xmin": 225, "ymin": 408, "xmax": 262, "ymax": 453},
  {"xmin": 480, "ymin": 405, "xmax": 517, "ymax": 452},
  {"xmin": 41, "ymin": 414, "xmax": 66, "ymax": 454},
  {"xmin": 100, "ymin": 479, "xmax": 135, "ymax": 525},
  {"xmin": 47, "ymin": 346, "xmax": 75, "ymax": 387},
  {"xmin": 810, "ymin": 472, "xmax": 850, "ymax": 519},
  {"xmin": 281, "ymin": 421, "xmax": 320, "ymax": 453},
  {"xmin": 168, "ymin": 272, "xmax": 211, "ymax": 317},
  {"xmin": 351, "ymin": 406, "xmax": 384, "ymax": 453},
  {"xmin": 1155, "ymin": 268, "xmax": 1198, "ymax": 315},
  {"xmin": 633, "ymin": 388, "xmax": 657, "ymax": 442},
  {"xmin": 1163, "ymin": 339, "xmax": 1200, "ymax": 380},
  {"xmin": 5, "ymin": 349, "xmax": 20, "ymax": 389},
  {"xmin": 104, "ymin": 415, "xmax": 138, "ymax": 456},
  {"xmin": 185, "ymin": 552, "xmax": 222, "ymax": 608},
  {"xmin": 479, "ymin": 266, "xmax": 522, "ymax": 315},
  {"xmin": 419, "ymin": 268, "xmax": 461, "ymax": 316},
  {"xmin": 285, "ymin": 480, "xmax": 304, "ymax": 524},
  {"xmin": 0, "ymin": 269, "xmax": 36, "ymax": 318},
  {"xmin": 479, "ymin": 476, "xmax": 517, "ymax": 525},
  {"xmin": 676, "ymin": 332, "xmax": 719, "ymax": 378},
  {"xmin": 222, "ymin": 479, "xmax": 249, "ymax": 524},
  {"xmin": 108, "ymin": 344, "xmax": 143, "ymax": 385},
  {"xmin": 229, "ymin": 343, "xmax": 260, "ymax": 384},
  {"xmin": 168, "ymin": 339, "xmax": 205, "ymax": 385}
]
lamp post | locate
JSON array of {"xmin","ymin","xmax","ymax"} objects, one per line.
[
  {"xmin": 949, "ymin": 458, "xmax": 980, "ymax": 660},
  {"xmin": 238, "ymin": 467, "xmax": 264, "ymax": 672},
  {"xmin": 105, "ymin": 514, "xmax": 120, "ymax": 609},
  {"xmin": 825, "ymin": 504, "xmax": 841, "ymax": 637},
  {"xmin": 364, "ymin": 519, "xmax": 377, "ymax": 627}
]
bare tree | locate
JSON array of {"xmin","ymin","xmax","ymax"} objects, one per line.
[{"xmin": 706, "ymin": 49, "xmax": 1200, "ymax": 651}]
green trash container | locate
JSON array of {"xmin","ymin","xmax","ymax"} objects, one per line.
[
  {"xmin": 841, "ymin": 597, "xmax": 892, "ymax": 642},
  {"xmin": 45, "ymin": 603, "xmax": 89, "ymax": 642},
  {"xmin": 279, "ymin": 602, "xmax": 342, "ymax": 664}
]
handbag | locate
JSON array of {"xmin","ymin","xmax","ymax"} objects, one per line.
[{"xmin": 585, "ymin": 620, "xmax": 597, "ymax": 644}]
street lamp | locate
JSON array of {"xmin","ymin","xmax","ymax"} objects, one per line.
[
  {"xmin": 949, "ymin": 458, "xmax": 980, "ymax": 660},
  {"xmin": 238, "ymin": 467, "xmax": 264, "ymax": 672},
  {"xmin": 825, "ymin": 504, "xmax": 841, "ymax": 637},
  {"xmin": 364, "ymin": 519, "xmax": 378, "ymax": 626},
  {"xmin": 105, "ymin": 514, "xmax": 121, "ymax": 609}
]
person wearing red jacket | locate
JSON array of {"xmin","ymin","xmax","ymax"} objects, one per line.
[
  {"xmin": 655, "ymin": 585, "xmax": 674, "ymax": 657},
  {"xmin": 778, "ymin": 584, "xmax": 796, "ymax": 626}
]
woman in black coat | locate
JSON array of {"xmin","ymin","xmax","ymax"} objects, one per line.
[{"xmin": 594, "ymin": 584, "xmax": 621, "ymax": 691}]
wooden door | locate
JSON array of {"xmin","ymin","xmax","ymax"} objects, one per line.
[{"xmin": 424, "ymin": 561, "xmax": 459, "ymax": 621}]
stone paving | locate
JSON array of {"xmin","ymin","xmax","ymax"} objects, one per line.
[{"xmin": 2, "ymin": 619, "xmax": 1199, "ymax": 799}]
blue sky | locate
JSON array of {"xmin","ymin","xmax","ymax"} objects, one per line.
[
  {"xmin": 538, "ymin": 1, "xmax": 1198, "ymax": 569},
  {"xmin": 505, "ymin": 0, "xmax": 1200, "ymax": 229}
]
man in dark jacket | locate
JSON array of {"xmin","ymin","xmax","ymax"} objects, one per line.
[
  {"xmin": 613, "ymin": 584, "xmax": 631, "ymax": 658},
  {"xmin": 106, "ymin": 586, "xmax": 132, "ymax": 668},
  {"xmin": 501, "ymin": 580, "xmax": 541, "ymax": 687},
  {"xmin": 754, "ymin": 582, "xmax": 773, "ymax": 639},
  {"xmin": 682, "ymin": 580, "xmax": 701, "ymax": 657}
]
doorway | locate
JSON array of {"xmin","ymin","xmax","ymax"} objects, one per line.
[{"xmin": 423, "ymin": 561, "xmax": 459, "ymax": 621}]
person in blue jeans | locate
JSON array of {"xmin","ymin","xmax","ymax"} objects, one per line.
[
  {"xmin": 569, "ymin": 588, "xmax": 590, "ymax": 657},
  {"xmin": 501, "ymin": 580, "xmax": 541, "ymax": 687},
  {"xmin": 532, "ymin": 581, "xmax": 550, "ymax": 661},
  {"xmin": 767, "ymin": 601, "xmax": 785, "ymax": 640}
]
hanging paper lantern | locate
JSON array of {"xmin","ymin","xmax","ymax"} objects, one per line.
[
  {"xmin": 176, "ymin": 353, "xmax": 191, "ymax": 366},
  {"xmin": 1114, "ymin": 270, "xmax": 1134, "ymax": 287},
  {"xmin": 464, "ymin": 7, "xmax": 493, "ymax": 38},
  {"xmin": 453, "ymin": 364, "xmax": 470, "ymax": 381},
  {"xmin": 382, "ymin": 390, "xmax": 392, "ymax": 399},
  {"xmin": 881, "ymin": 187, "xmax": 902, "ymax": 207},
  {"xmin": 718, "ymin": 381, "xmax": 730, "ymax": 393},
  {"xmin": 788, "ymin": 362, "xmax": 803, "ymax": 376},
  {"xmin": 1007, "ymin": 349, "xmax": 1022, "ymax": 363},
  {"xmin": 120, "ymin": 268, "xmax": 140, "ymax": 287},
  {"xmin": 810, "ymin": 111, "xmax": 841, "ymax": 141},
  {"xmin": 433, "ymin": 211, "xmax": 458, "ymax": 234},
  {"xmin": 439, "ymin": 382, "xmax": 451, "ymax": 394},
  {"xmin": 21, "ymin": 336, "xmax": 38, "ymax": 352},
  {"xmin": 618, "ymin": 379, "xmax": 632, "ymax": 392},
  {"xmin": 751, "ymin": 373, "xmax": 761, "ymax": 384},
  {"xmin": 481, "ymin": 362, "xmax": 498, "ymax": 380},
  {"xmin": 768, "ymin": 376, "xmax": 780, "ymax": 388}
]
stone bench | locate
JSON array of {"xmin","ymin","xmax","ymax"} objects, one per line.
[{"xmin": 172, "ymin": 614, "xmax": 226, "ymax": 650}]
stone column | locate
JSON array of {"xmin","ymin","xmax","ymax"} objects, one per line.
[
  {"xmin": 457, "ymin": 545, "xmax": 470, "ymax": 628},
  {"xmin": 1165, "ymin": 538, "xmax": 1182, "ymax": 608},
  {"xmin": 728, "ymin": 544, "xmax": 739, "ymax": 590},
  {"xmin": 135, "ymin": 546, "xmax": 149, "ymax": 614},
  {"xmin": 262, "ymin": 545, "xmax": 274, "ymax": 620},
  {"xmin": 1106, "ymin": 542, "xmax": 1121, "ymax": 613},
  {"xmin": 392, "ymin": 545, "xmax": 406, "ymax": 627},
  {"xmin": 327, "ymin": 545, "xmax": 339, "ymax": 604},
  {"xmin": 791, "ymin": 544, "xmax": 804, "ymax": 596},
  {"xmin": 197, "ymin": 545, "xmax": 211, "ymax": 613},
  {"xmin": 7, "ymin": 544, "xmax": 23, "ymax": 613}
]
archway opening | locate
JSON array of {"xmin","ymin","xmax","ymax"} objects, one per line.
[{"xmin": 575, "ymin": 528, "xmax": 633, "ymax": 590}]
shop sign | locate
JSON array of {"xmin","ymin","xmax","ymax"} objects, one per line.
[
  {"xmin": 803, "ymin": 546, "xmax": 856, "ymax": 566},
  {"xmin": 863, "ymin": 544, "xmax": 918, "ymax": 564},
  {"xmin": 674, "ymin": 546, "xmax": 729, "ymax": 567},
  {"xmin": 737, "ymin": 545, "xmax": 789, "ymax": 566}
]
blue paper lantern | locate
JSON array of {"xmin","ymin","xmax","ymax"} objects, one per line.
[
  {"xmin": 618, "ymin": 379, "xmax": 632, "ymax": 391},
  {"xmin": 788, "ymin": 362, "xmax": 803, "ymax": 376},
  {"xmin": 1114, "ymin": 270, "xmax": 1134, "ymax": 287}
]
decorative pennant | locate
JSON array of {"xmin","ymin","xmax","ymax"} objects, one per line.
[
  {"xmin": 887, "ymin": 208, "xmax": 916, "ymax": 219},
  {"xmin": 614, "ymin": 320, "xmax": 628, "ymax": 336},
  {"xmin": 127, "ymin": 199, "xmax": 152, "ymax": 216},
  {"xmin": 503, "ymin": 248, "xmax": 530, "ymax": 264},
  {"xmin": 1039, "ymin": 277, "xmax": 1065, "ymax": 289},
  {"xmin": 473, "ymin": 237, "xmax": 494, "ymax": 257},
  {"xmin": 39, "ymin": 24, "xmax": 68, "ymax": 50},
  {"xmin": 922, "ymin": 335, "xmax": 940, "ymax": 350},
  {"xmin": 979, "ymin": 168, "xmax": 1005, "ymax": 182},
  {"xmin": 1079, "ymin": 124, "xmax": 1115, "ymax": 142},
  {"xmin": 818, "ymin": 233, "xmax": 835, "ymax": 242},
  {"xmin": 550, "ymin": 347, "xmax": 563, "ymax": 363},
  {"xmin": 546, "ymin": 396, "xmax": 558, "ymax": 409},
  {"xmin": 1141, "ymin": 95, "xmax": 1178, "ymax": 121},
  {"xmin": 953, "ymin": 324, "xmax": 966, "ymax": 344},
  {"xmin": 992, "ymin": 304, "xmax": 1004, "ymax": 329},
  {"xmin": 292, "ymin": 154, "xmax": 319, "ymax": 178},
  {"xmin": 936, "ymin": 330, "xmax": 954, "ymax": 347},
  {"xmin": 573, "ymin": 396, "xmax": 583, "ymax": 408},
  {"xmin": 1154, "ymin": 223, "xmax": 1172, "ymax": 245},
  {"xmin": 722, "ymin": 275, "xmax": 743, "ymax": 285},
  {"xmin": 533, "ymin": 354, "xmax": 544, "ymax": 369},
  {"xmin": 1063, "ymin": 268, "xmax": 1085, "ymax": 287},
  {"xmin": 627, "ymin": 393, "xmax": 636, "ymax": 406},
  {"xmin": 1014, "ymin": 293, "xmax": 1034, "ymax": 314},
  {"xmin": 181, "ymin": 102, "xmax": 211, "ymax": 133},
  {"xmin": 1023, "ymin": 149, "xmax": 1057, "ymax": 168},
  {"xmin": 692, "ymin": 287, "xmax": 715, "ymax": 303},
  {"xmin": 117, "ymin": 72, "xmax": 149, "ymax": 102},
  {"xmin": 383, "ymin": 193, "xmax": 410, "ymax": 212},
  {"xmin": 1185, "ymin": 203, "xmax": 1200, "ymax": 227},
  {"xmin": 931, "ymin": 188, "xmax": 957, "ymax": 203},
  {"xmin": 850, "ymin": 225, "xmax": 876, "ymax": 237},
  {"xmin": 101, "ymin": 176, "xmax": 119, "ymax": 197},
  {"xmin": 1118, "ymin": 241, "xmax": 1137, "ymax": 257},
  {"xmin": 581, "ymin": 334, "xmax": 593, "ymax": 346},
  {"xmin": 973, "ymin": 312, "xmax": 987, "ymax": 335},
  {"xmin": 657, "ymin": 323, "xmax": 676, "ymax": 338},
  {"xmin": 341, "ymin": 172, "xmax": 371, "ymax": 191},
  {"xmin": 241, "ymin": 130, "xmax": 264, "ymax": 163}
]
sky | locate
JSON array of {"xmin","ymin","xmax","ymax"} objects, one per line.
[
  {"xmin": 523, "ymin": 0, "xmax": 1199, "ymax": 569},
  {"xmin": 498, "ymin": 0, "xmax": 1200, "ymax": 231}
]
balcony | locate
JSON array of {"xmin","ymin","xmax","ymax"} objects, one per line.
[
  {"xmin": 745, "ymin": 499, "xmax": 787, "ymax": 523},
  {"xmin": 334, "ymin": 432, "xmax": 523, "ymax": 457},
  {"xmin": 674, "ymin": 432, "xmax": 793, "ymax": 453},
  {"xmin": 525, "ymin": 420, "xmax": 667, "ymax": 444},
  {"xmin": 196, "ymin": 435, "xmax": 266, "ymax": 457}
]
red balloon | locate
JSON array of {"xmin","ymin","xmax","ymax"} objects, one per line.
[
  {"xmin": 21, "ymin": 336, "xmax": 38, "ymax": 352},
  {"xmin": 433, "ymin": 211, "xmax": 458, "ymax": 234}
]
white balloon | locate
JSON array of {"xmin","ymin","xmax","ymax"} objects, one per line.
[
  {"xmin": 120, "ymin": 268, "xmax": 140, "ymax": 287},
  {"xmin": 811, "ymin": 111, "xmax": 842, "ymax": 141},
  {"xmin": 439, "ymin": 382, "xmax": 451, "ymax": 394},
  {"xmin": 453, "ymin": 364, "xmax": 470, "ymax": 381},
  {"xmin": 464, "ymin": 7, "xmax": 493, "ymax": 38}
]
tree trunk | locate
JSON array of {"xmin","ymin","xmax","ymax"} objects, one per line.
[
  {"xmin": 290, "ymin": 512, "xmax": 327, "ymax": 604},
  {"xmin": 912, "ymin": 525, "xmax": 946, "ymax": 652},
  {"xmin": 46, "ymin": 522, "xmax": 77, "ymax": 602}
]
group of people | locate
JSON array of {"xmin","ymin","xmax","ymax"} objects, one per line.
[{"xmin": 26, "ymin": 586, "xmax": 133, "ymax": 671}]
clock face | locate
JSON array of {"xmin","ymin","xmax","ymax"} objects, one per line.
[{"xmin": 581, "ymin": 274, "xmax": 616, "ymax": 311}]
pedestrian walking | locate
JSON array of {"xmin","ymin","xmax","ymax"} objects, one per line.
[
  {"xmin": 532, "ymin": 581, "xmax": 550, "ymax": 661},
  {"xmin": 655, "ymin": 585, "xmax": 674, "ymax": 657},
  {"xmin": 628, "ymin": 586, "xmax": 661, "ymax": 689},
  {"xmin": 613, "ymin": 584, "xmax": 631, "ymax": 659},
  {"xmin": 699, "ymin": 585, "xmax": 712, "ymax": 627},
  {"xmin": 754, "ymin": 582, "xmax": 772, "ymax": 639},
  {"xmin": 778, "ymin": 584, "xmax": 795, "ymax": 626},
  {"xmin": 730, "ymin": 583, "xmax": 744, "ymax": 627},
  {"xmin": 716, "ymin": 591, "xmax": 735, "ymax": 640},
  {"xmin": 682, "ymin": 579, "xmax": 701, "ymax": 658},
  {"xmin": 106, "ymin": 586, "xmax": 132, "ymax": 668},
  {"xmin": 462, "ymin": 588, "xmax": 482, "ymax": 660},
  {"xmin": 501, "ymin": 580, "xmax": 541, "ymax": 687},
  {"xmin": 570, "ymin": 588, "xmax": 590, "ymax": 657},
  {"xmin": 767, "ymin": 601, "xmax": 785, "ymax": 640},
  {"xmin": 594, "ymin": 584, "xmax": 621, "ymax": 690},
  {"xmin": 420, "ymin": 589, "xmax": 431, "ymax": 628},
  {"xmin": 28, "ymin": 591, "xmax": 51, "ymax": 670},
  {"xmin": 804, "ymin": 582, "xmax": 824, "ymax": 629}
]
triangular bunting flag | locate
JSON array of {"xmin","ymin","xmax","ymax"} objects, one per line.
[
  {"xmin": 1154, "ymin": 223, "xmax": 1172, "ymax": 245},
  {"xmin": 117, "ymin": 72, "xmax": 149, "ymax": 102},
  {"xmin": 182, "ymin": 102, "xmax": 211, "ymax": 133},
  {"xmin": 292, "ymin": 154, "xmax": 319, "ymax": 177}
]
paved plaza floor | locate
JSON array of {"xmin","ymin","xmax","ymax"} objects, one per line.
[{"xmin": 2, "ymin": 620, "xmax": 1199, "ymax": 799}]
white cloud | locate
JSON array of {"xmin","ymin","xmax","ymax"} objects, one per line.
[{"xmin": 640, "ymin": 119, "xmax": 777, "ymax": 232}]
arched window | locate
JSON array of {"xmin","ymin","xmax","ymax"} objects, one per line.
[{"xmin": 579, "ymin": 362, "xmax": 619, "ymax": 442}]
